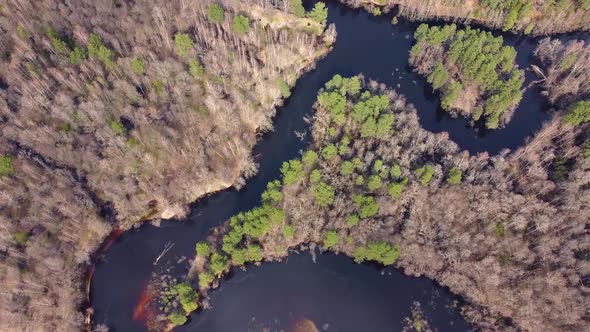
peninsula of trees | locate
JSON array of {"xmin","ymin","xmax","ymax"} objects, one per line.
[
  {"xmin": 409, "ymin": 24, "xmax": 524, "ymax": 129},
  {"xmin": 155, "ymin": 74, "xmax": 589, "ymax": 332}
]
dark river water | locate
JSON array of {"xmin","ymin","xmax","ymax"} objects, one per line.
[{"xmin": 90, "ymin": 1, "xmax": 585, "ymax": 331}]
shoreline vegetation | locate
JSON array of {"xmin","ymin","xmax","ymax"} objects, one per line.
[
  {"xmin": 153, "ymin": 74, "xmax": 589, "ymax": 331},
  {"xmin": 0, "ymin": 1, "xmax": 332, "ymax": 330},
  {"xmin": 338, "ymin": 0, "xmax": 590, "ymax": 35}
]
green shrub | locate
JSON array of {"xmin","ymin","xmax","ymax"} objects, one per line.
[
  {"xmin": 321, "ymin": 144, "xmax": 338, "ymax": 160},
  {"xmin": 88, "ymin": 33, "xmax": 114, "ymax": 69},
  {"xmin": 247, "ymin": 244, "xmax": 263, "ymax": 262},
  {"xmin": 313, "ymin": 181, "xmax": 335, "ymax": 207},
  {"xmin": 16, "ymin": 26, "xmax": 29, "ymax": 39},
  {"xmin": 367, "ymin": 175, "xmax": 383, "ymax": 191},
  {"xmin": 152, "ymin": 79, "xmax": 165, "ymax": 96},
  {"xmin": 0, "ymin": 155, "xmax": 15, "ymax": 177},
  {"xmin": 288, "ymin": 0, "xmax": 306, "ymax": 17},
  {"xmin": 175, "ymin": 33, "xmax": 193, "ymax": 57},
  {"xmin": 69, "ymin": 47, "xmax": 86, "ymax": 65},
  {"xmin": 390, "ymin": 163, "xmax": 401, "ymax": 180},
  {"xmin": 355, "ymin": 175, "xmax": 364, "ymax": 185},
  {"xmin": 373, "ymin": 160, "xmax": 384, "ymax": 172},
  {"xmin": 127, "ymin": 137, "xmax": 138, "ymax": 147},
  {"xmin": 388, "ymin": 182, "xmax": 404, "ymax": 199},
  {"xmin": 174, "ymin": 282, "xmax": 198, "ymax": 313},
  {"xmin": 168, "ymin": 311, "xmax": 188, "ymax": 325},
  {"xmin": 209, "ymin": 252, "xmax": 229, "ymax": 277},
  {"xmin": 198, "ymin": 271, "xmax": 215, "ymax": 289},
  {"xmin": 231, "ymin": 248, "xmax": 247, "ymax": 265},
  {"xmin": 325, "ymin": 75, "xmax": 362, "ymax": 96},
  {"xmin": 131, "ymin": 58, "xmax": 145, "ymax": 74},
  {"xmin": 415, "ymin": 164, "xmax": 434, "ymax": 185},
  {"xmin": 232, "ymin": 15, "xmax": 250, "ymax": 34},
  {"xmin": 196, "ymin": 242, "xmax": 210, "ymax": 257},
  {"xmin": 277, "ymin": 79, "xmax": 291, "ymax": 98},
  {"xmin": 560, "ymin": 52, "xmax": 578, "ymax": 70},
  {"xmin": 230, "ymin": 204, "xmax": 284, "ymax": 239},
  {"xmin": 563, "ymin": 100, "xmax": 590, "ymax": 126},
  {"xmin": 340, "ymin": 161, "xmax": 355, "ymax": 175},
  {"xmin": 47, "ymin": 28, "xmax": 70, "ymax": 56},
  {"xmin": 281, "ymin": 159, "xmax": 304, "ymax": 185},
  {"xmin": 14, "ymin": 232, "xmax": 28, "ymax": 246},
  {"xmin": 261, "ymin": 180, "xmax": 282, "ymax": 204},
  {"xmin": 207, "ymin": 3, "xmax": 225, "ymax": 23},
  {"xmin": 222, "ymin": 228, "xmax": 243, "ymax": 254},
  {"xmin": 307, "ymin": 2, "xmax": 328, "ymax": 25},
  {"xmin": 283, "ymin": 224, "xmax": 294, "ymax": 238},
  {"xmin": 110, "ymin": 120, "xmax": 127, "ymax": 136},
  {"xmin": 495, "ymin": 222, "xmax": 505, "ymax": 237},
  {"xmin": 353, "ymin": 242, "xmax": 399, "ymax": 265},
  {"xmin": 447, "ymin": 166, "xmax": 462, "ymax": 185},
  {"xmin": 441, "ymin": 82, "xmax": 462, "ymax": 111},
  {"xmin": 302, "ymin": 150, "xmax": 318, "ymax": 168},
  {"xmin": 189, "ymin": 59, "xmax": 204, "ymax": 78},
  {"xmin": 310, "ymin": 169, "xmax": 321, "ymax": 184},
  {"xmin": 338, "ymin": 136, "xmax": 350, "ymax": 155},
  {"xmin": 347, "ymin": 214, "xmax": 360, "ymax": 227},
  {"xmin": 318, "ymin": 91, "xmax": 346, "ymax": 125},
  {"xmin": 353, "ymin": 195, "xmax": 379, "ymax": 218},
  {"xmin": 323, "ymin": 230, "xmax": 338, "ymax": 249},
  {"xmin": 427, "ymin": 63, "xmax": 449, "ymax": 90}
]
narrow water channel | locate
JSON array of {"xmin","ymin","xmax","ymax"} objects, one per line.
[{"xmin": 90, "ymin": 1, "xmax": 587, "ymax": 331}]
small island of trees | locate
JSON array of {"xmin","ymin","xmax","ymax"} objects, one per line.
[{"xmin": 409, "ymin": 24, "xmax": 524, "ymax": 129}]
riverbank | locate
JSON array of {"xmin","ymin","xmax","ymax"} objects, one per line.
[{"xmin": 176, "ymin": 75, "xmax": 589, "ymax": 331}]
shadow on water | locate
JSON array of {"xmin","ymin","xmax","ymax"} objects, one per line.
[{"xmin": 90, "ymin": 1, "xmax": 589, "ymax": 331}]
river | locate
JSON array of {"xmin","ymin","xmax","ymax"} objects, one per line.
[{"xmin": 90, "ymin": 1, "xmax": 582, "ymax": 331}]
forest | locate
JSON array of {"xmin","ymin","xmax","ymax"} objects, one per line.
[
  {"xmin": 0, "ymin": 0, "xmax": 332, "ymax": 331},
  {"xmin": 0, "ymin": 0, "xmax": 589, "ymax": 332},
  {"xmin": 409, "ymin": 24, "xmax": 523, "ymax": 129},
  {"xmin": 156, "ymin": 71, "xmax": 590, "ymax": 332}
]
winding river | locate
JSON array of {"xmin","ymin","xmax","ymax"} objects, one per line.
[{"xmin": 91, "ymin": 1, "xmax": 585, "ymax": 331}]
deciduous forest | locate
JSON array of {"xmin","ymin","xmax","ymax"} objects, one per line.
[{"xmin": 0, "ymin": 0, "xmax": 332, "ymax": 330}]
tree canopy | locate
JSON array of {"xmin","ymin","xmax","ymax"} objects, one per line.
[
  {"xmin": 411, "ymin": 24, "xmax": 523, "ymax": 129},
  {"xmin": 207, "ymin": 3, "xmax": 225, "ymax": 23}
]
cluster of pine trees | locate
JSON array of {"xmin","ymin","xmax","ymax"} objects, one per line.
[{"xmin": 410, "ymin": 24, "xmax": 524, "ymax": 128}]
